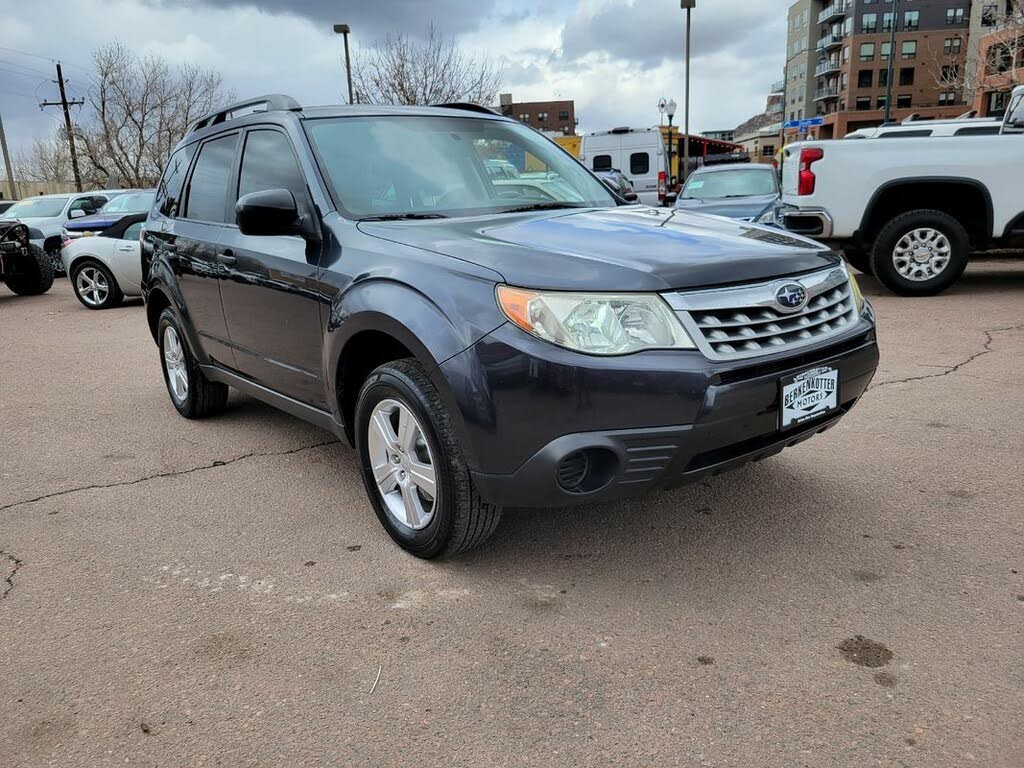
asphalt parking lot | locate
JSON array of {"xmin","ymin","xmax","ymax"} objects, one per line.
[{"xmin": 1, "ymin": 260, "xmax": 1022, "ymax": 767}]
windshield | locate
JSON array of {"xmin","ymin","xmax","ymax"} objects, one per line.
[
  {"xmin": 304, "ymin": 115, "xmax": 615, "ymax": 218},
  {"xmin": 100, "ymin": 192, "xmax": 155, "ymax": 214},
  {"xmin": 0, "ymin": 197, "xmax": 69, "ymax": 219},
  {"xmin": 681, "ymin": 168, "xmax": 777, "ymax": 200}
]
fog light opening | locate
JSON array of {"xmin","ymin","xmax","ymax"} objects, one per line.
[{"xmin": 556, "ymin": 448, "xmax": 617, "ymax": 494}]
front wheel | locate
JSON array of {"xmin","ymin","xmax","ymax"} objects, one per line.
[
  {"xmin": 3, "ymin": 244, "xmax": 54, "ymax": 296},
  {"xmin": 355, "ymin": 359, "xmax": 502, "ymax": 559},
  {"xmin": 870, "ymin": 210, "xmax": 969, "ymax": 296}
]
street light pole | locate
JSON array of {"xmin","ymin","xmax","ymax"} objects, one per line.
[
  {"xmin": 681, "ymin": 0, "xmax": 696, "ymax": 183},
  {"xmin": 666, "ymin": 99, "xmax": 677, "ymax": 190},
  {"xmin": 883, "ymin": 0, "xmax": 900, "ymax": 124},
  {"xmin": 333, "ymin": 23, "xmax": 354, "ymax": 104}
]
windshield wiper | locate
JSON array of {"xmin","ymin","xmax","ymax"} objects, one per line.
[
  {"xmin": 499, "ymin": 202, "xmax": 588, "ymax": 214},
  {"xmin": 358, "ymin": 212, "xmax": 449, "ymax": 222}
]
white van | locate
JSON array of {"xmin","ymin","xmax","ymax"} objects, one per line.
[{"xmin": 580, "ymin": 128, "xmax": 667, "ymax": 206}]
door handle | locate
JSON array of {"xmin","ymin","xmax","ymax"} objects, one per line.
[{"xmin": 216, "ymin": 250, "xmax": 237, "ymax": 266}]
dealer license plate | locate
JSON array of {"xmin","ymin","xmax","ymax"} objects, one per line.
[{"xmin": 780, "ymin": 366, "xmax": 839, "ymax": 429}]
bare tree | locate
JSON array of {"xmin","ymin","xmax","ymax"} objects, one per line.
[
  {"xmin": 927, "ymin": 3, "xmax": 1024, "ymax": 100},
  {"xmin": 13, "ymin": 125, "xmax": 105, "ymax": 187},
  {"xmin": 352, "ymin": 23, "xmax": 502, "ymax": 106},
  {"xmin": 75, "ymin": 42, "xmax": 232, "ymax": 187}
]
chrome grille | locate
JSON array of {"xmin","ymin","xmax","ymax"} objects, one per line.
[{"xmin": 663, "ymin": 267, "xmax": 857, "ymax": 361}]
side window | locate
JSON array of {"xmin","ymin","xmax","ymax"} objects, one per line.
[
  {"xmin": 592, "ymin": 154, "xmax": 612, "ymax": 171},
  {"xmin": 629, "ymin": 152, "xmax": 650, "ymax": 175},
  {"xmin": 155, "ymin": 144, "xmax": 198, "ymax": 218},
  {"xmin": 184, "ymin": 133, "xmax": 239, "ymax": 223},
  {"xmin": 69, "ymin": 196, "xmax": 101, "ymax": 214},
  {"xmin": 1008, "ymin": 94, "xmax": 1024, "ymax": 127},
  {"xmin": 238, "ymin": 130, "xmax": 307, "ymax": 205},
  {"xmin": 123, "ymin": 222, "xmax": 143, "ymax": 241}
]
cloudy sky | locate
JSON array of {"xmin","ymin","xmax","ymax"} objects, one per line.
[{"xmin": 0, "ymin": 0, "xmax": 786, "ymax": 159}]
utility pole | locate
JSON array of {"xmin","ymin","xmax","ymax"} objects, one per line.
[
  {"xmin": 883, "ymin": 0, "xmax": 901, "ymax": 124},
  {"xmin": 40, "ymin": 62, "xmax": 84, "ymax": 192},
  {"xmin": 0, "ymin": 113, "xmax": 18, "ymax": 202},
  {"xmin": 681, "ymin": 0, "xmax": 696, "ymax": 183}
]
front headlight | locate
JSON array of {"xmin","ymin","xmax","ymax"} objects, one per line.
[
  {"xmin": 496, "ymin": 286, "xmax": 695, "ymax": 355},
  {"xmin": 844, "ymin": 263, "xmax": 865, "ymax": 313}
]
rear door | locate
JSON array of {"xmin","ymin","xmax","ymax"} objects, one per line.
[
  {"xmin": 173, "ymin": 132, "xmax": 240, "ymax": 366},
  {"xmin": 218, "ymin": 127, "xmax": 325, "ymax": 406}
]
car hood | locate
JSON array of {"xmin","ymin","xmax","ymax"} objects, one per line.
[
  {"xmin": 10, "ymin": 216, "xmax": 61, "ymax": 239},
  {"xmin": 64, "ymin": 213, "xmax": 125, "ymax": 231},
  {"xmin": 358, "ymin": 206, "xmax": 837, "ymax": 292},
  {"xmin": 674, "ymin": 194, "xmax": 779, "ymax": 221}
]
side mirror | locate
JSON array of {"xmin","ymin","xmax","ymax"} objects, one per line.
[
  {"xmin": 599, "ymin": 177, "xmax": 618, "ymax": 194},
  {"xmin": 68, "ymin": 209, "xmax": 86, "ymax": 219},
  {"xmin": 236, "ymin": 188, "xmax": 304, "ymax": 237}
]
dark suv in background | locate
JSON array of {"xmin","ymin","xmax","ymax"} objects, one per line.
[{"xmin": 143, "ymin": 95, "xmax": 879, "ymax": 558}]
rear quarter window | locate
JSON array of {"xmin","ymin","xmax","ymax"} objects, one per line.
[
  {"xmin": 630, "ymin": 152, "xmax": 650, "ymax": 175},
  {"xmin": 592, "ymin": 154, "xmax": 613, "ymax": 171}
]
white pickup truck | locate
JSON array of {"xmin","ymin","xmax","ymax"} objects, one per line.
[{"xmin": 778, "ymin": 84, "xmax": 1024, "ymax": 296}]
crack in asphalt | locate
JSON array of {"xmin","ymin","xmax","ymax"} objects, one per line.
[
  {"xmin": 869, "ymin": 323, "xmax": 1024, "ymax": 391},
  {"xmin": 1, "ymin": 550, "xmax": 22, "ymax": 601},
  {"xmin": 0, "ymin": 439, "xmax": 342, "ymax": 515}
]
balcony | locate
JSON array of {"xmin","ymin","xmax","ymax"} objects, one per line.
[
  {"xmin": 814, "ymin": 86, "xmax": 840, "ymax": 101},
  {"xmin": 816, "ymin": 31, "xmax": 846, "ymax": 51},
  {"xmin": 815, "ymin": 60, "xmax": 840, "ymax": 77},
  {"xmin": 817, "ymin": 1, "xmax": 847, "ymax": 25},
  {"xmin": 770, "ymin": 79, "xmax": 785, "ymax": 94}
]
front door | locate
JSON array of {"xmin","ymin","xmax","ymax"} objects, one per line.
[{"xmin": 218, "ymin": 128, "xmax": 325, "ymax": 407}]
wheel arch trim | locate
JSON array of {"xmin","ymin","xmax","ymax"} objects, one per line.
[{"xmin": 858, "ymin": 176, "xmax": 993, "ymax": 245}]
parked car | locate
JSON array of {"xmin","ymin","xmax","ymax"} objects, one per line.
[
  {"xmin": 843, "ymin": 117, "xmax": 1003, "ymax": 139},
  {"xmin": 0, "ymin": 219, "xmax": 52, "ymax": 296},
  {"xmin": 779, "ymin": 84, "xmax": 1024, "ymax": 295},
  {"xmin": 61, "ymin": 213, "xmax": 146, "ymax": 309},
  {"xmin": 580, "ymin": 127, "xmax": 667, "ymax": 205},
  {"xmin": 0, "ymin": 200, "xmax": 17, "ymax": 215},
  {"xmin": 594, "ymin": 169, "xmax": 639, "ymax": 203},
  {"xmin": 143, "ymin": 95, "xmax": 879, "ymax": 558},
  {"xmin": 63, "ymin": 190, "xmax": 155, "ymax": 239},
  {"xmin": 675, "ymin": 163, "xmax": 781, "ymax": 222},
  {"xmin": 0, "ymin": 190, "xmax": 124, "ymax": 274}
]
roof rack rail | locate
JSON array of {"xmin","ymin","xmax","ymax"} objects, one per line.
[
  {"xmin": 189, "ymin": 94, "xmax": 302, "ymax": 134},
  {"xmin": 434, "ymin": 102, "xmax": 501, "ymax": 116}
]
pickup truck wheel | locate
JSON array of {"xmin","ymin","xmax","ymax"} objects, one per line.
[
  {"xmin": 3, "ymin": 244, "xmax": 54, "ymax": 295},
  {"xmin": 871, "ymin": 210, "xmax": 969, "ymax": 296},
  {"xmin": 842, "ymin": 248, "xmax": 873, "ymax": 275},
  {"xmin": 355, "ymin": 359, "xmax": 502, "ymax": 559},
  {"xmin": 157, "ymin": 308, "xmax": 229, "ymax": 418}
]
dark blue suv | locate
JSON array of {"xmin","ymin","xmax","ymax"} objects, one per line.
[{"xmin": 142, "ymin": 95, "xmax": 879, "ymax": 558}]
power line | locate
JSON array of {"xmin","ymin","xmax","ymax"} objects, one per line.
[
  {"xmin": 0, "ymin": 58, "xmax": 52, "ymax": 77},
  {"xmin": 0, "ymin": 44, "xmax": 89, "ymax": 72},
  {"xmin": 0, "ymin": 66, "xmax": 52, "ymax": 84}
]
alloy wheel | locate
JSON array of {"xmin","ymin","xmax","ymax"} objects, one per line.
[
  {"xmin": 892, "ymin": 228, "xmax": 951, "ymax": 282},
  {"xmin": 162, "ymin": 326, "xmax": 189, "ymax": 404},
  {"xmin": 75, "ymin": 266, "xmax": 110, "ymax": 307},
  {"xmin": 366, "ymin": 398, "xmax": 438, "ymax": 530}
]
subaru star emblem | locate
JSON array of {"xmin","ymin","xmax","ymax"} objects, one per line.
[{"xmin": 775, "ymin": 282, "xmax": 808, "ymax": 311}]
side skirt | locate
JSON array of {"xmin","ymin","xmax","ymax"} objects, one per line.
[{"xmin": 199, "ymin": 363, "xmax": 352, "ymax": 446}]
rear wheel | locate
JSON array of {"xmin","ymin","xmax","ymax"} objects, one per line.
[
  {"xmin": 355, "ymin": 359, "xmax": 502, "ymax": 559},
  {"xmin": 871, "ymin": 209, "xmax": 969, "ymax": 296},
  {"xmin": 71, "ymin": 260, "xmax": 123, "ymax": 310},
  {"xmin": 3, "ymin": 244, "xmax": 54, "ymax": 296},
  {"xmin": 47, "ymin": 245, "xmax": 64, "ymax": 276},
  {"xmin": 157, "ymin": 308, "xmax": 229, "ymax": 418}
]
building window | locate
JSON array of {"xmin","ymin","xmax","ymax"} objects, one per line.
[
  {"xmin": 862, "ymin": 13, "xmax": 878, "ymax": 33},
  {"xmin": 946, "ymin": 8, "xmax": 965, "ymax": 25},
  {"xmin": 858, "ymin": 69, "xmax": 873, "ymax": 88},
  {"xmin": 856, "ymin": 96, "xmax": 872, "ymax": 110},
  {"xmin": 941, "ymin": 63, "xmax": 960, "ymax": 81},
  {"xmin": 860, "ymin": 43, "xmax": 875, "ymax": 61},
  {"xmin": 558, "ymin": 110, "xmax": 569, "ymax": 121},
  {"xmin": 842, "ymin": 72, "xmax": 849, "ymax": 89},
  {"xmin": 938, "ymin": 91, "xmax": 958, "ymax": 105},
  {"xmin": 981, "ymin": 4, "xmax": 998, "ymax": 26},
  {"xmin": 843, "ymin": 45, "xmax": 850, "ymax": 63},
  {"xmin": 901, "ymin": 40, "xmax": 917, "ymax": 59},
  {"xmin": 879, "ymin": 68, "xmax": 889, "ymax": 86},
  {"xmin": 882, "ymin": 12, "xmax": 894, "ymax": 32},
  {"xmin": 944, "ymin": 37, "xmax": 962, "ymax": 55},
  {"xmin": 881, "ymin": 41, "xmax": 891, "ymax": 61},
  {"xmin": 519, "ymin": 113, "xmax": 529, "ymax": 121},
  {"xmin": 877, "ymin": 95, "xmax": 888, "ymax": 109},
  {"xmin": 897, "ymin": 94, "xmax": 913, "ymax": 109},
  {"xmin": 537, "ymin": 112, "xmax": 548, "ymax": 122},
  {"xmin": 761, "ymin": 144, "xmax": 775, "ymax": 157},
  {"xmin": 904, "ymin": 11, "xmax": 920, "ymax": 30},
  {"xmin": 899, "ymin": 67, "xmax": 915, "ymax": 86}
]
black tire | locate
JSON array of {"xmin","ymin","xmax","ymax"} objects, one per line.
[
  {"xmin": 870, "ymin": 209, "xmax": 969, "ymax": 296},
  {"xmin": 157, "ymin": 307, "xmax": 229, "ymax": 419},
  {"xmin": 3, "ymin": 244, "xmax": 54, "ymax": 296},
  {"xmin": 842, "ymin": 247, "xmax": 872, "ymax": 276},
  {"xmin": 71, "ymin": 259, "xmax": 124, "ymax": 310},
  {"xmin": 47, "ymin": 246, "xmax": 64, "ymax": 276},
  {"xmin": 354, "ymin": 359, "xmax": 502, "ymax": 559}
]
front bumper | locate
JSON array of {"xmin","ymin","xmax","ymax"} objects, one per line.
[{"xmin": 445, "ymin": 315, "xmax": 878, "ymax": 508}]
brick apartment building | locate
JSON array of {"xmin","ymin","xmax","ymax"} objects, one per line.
[
  {"xmin": 785, "ymin": 0, "xmax": 976, "ymax": 139},
  {"xmin": 497, "ymin": 94, "xmax": 578, "ymax": 136},
  {"xmin": 970, "ymin": 2, "xmax": 1024, "ymax": 115}
]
